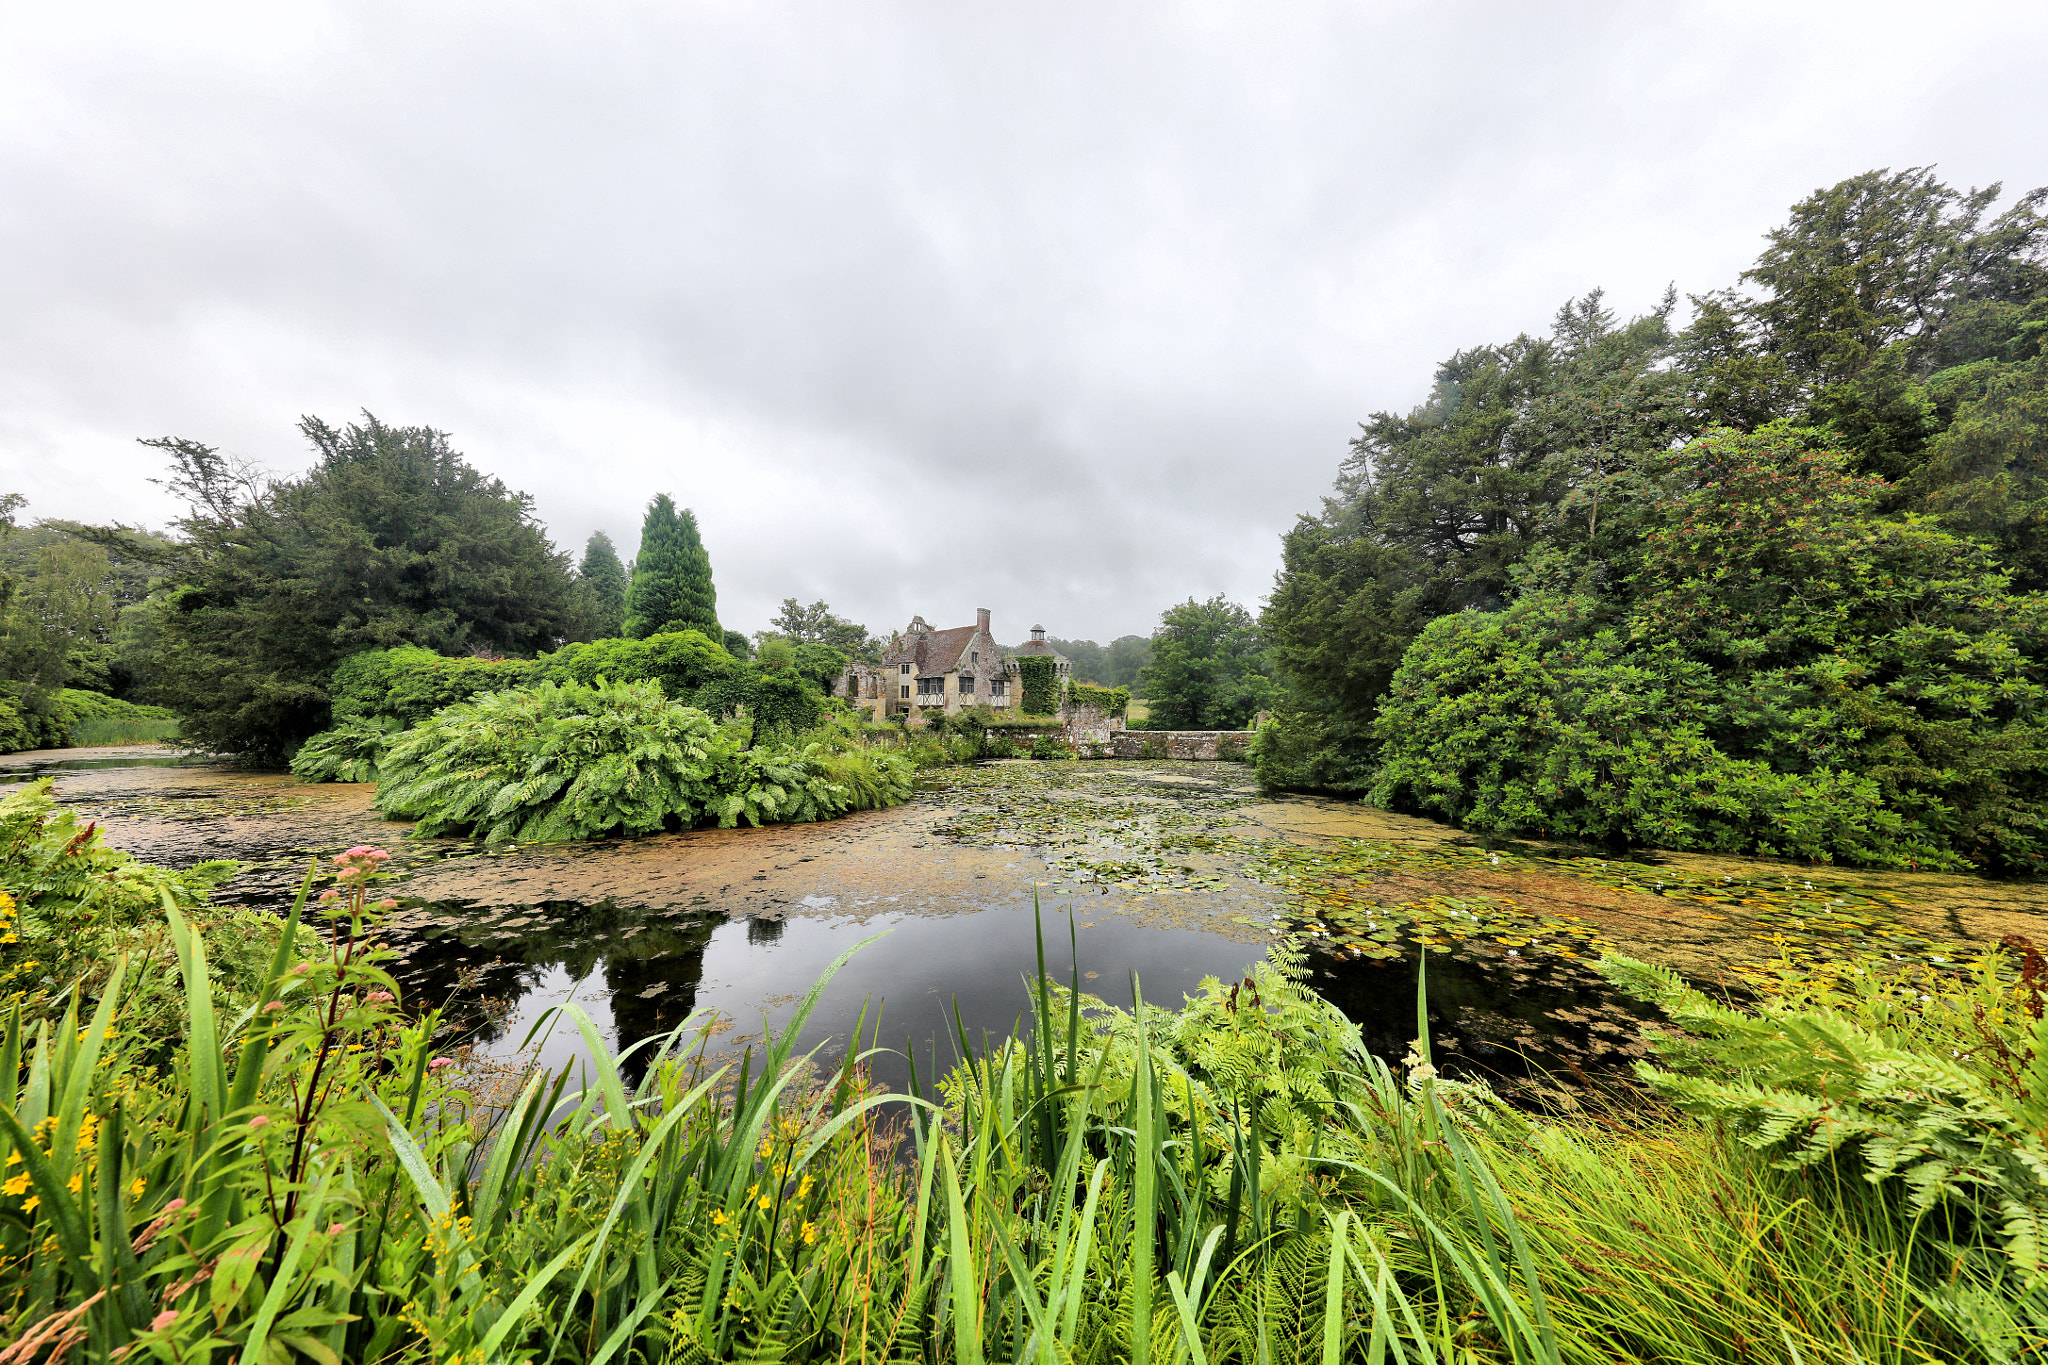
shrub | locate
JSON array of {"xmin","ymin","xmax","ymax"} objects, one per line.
[
  {"xmin": 329, "ymin": 646, "xmax": 540, "ymax": 728},
  {"xmin": 535, "ymin": 628, "xmax": 732, "ymax": 699},
  {"xmin": 373, "ymin": 679, "xmax": 911, "ymax": 841},
  {"xmin": 374, "ymin": 678, "xmax": 737, "ymax": 840},
  {"xmin": 289, "ymin": 715, "xmax": 404, "ymax": 782},
  {"xmin": 0, "ymin": 696, "xmax": 62, "ymax": 753},
  {"xmin": 1368, "ymin": 429, "xmax": 2048, "ymax": 871},
  {"xmin": 1030, "ymin": 734, "xmax": 1070, "ymax": 760}
]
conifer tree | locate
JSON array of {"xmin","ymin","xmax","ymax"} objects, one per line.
[
  {"xmin": 623, "ymin": 494, "xmax": 720, "ymax": 639},
  {"xmin": 578, "ymin": 531, "xmax": 628, "ymax": 638}
]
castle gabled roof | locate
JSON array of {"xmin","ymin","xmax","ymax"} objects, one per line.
[{"xmin": 883, "ymin": 624, "xmax": 978, "ymax": 676}]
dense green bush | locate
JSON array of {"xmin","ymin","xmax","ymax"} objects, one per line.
[
  {"xmin": 375, "ymin": 678, "xmax": 737, "ymax": 840},
  {"xmin": 327, "ymin": 645, "xmax": 540, "ymax": 729},
  {"xmin": 1370, "ymin": 429, "xmax": 2048, "ymax": 870},
  {"xmin": 0, "ymin": 693, "xmax": 67, "ymax": 753},
  {"xmin": 534, "ymin": 628, "xmax": 732, "ymax": 699},
  {"xmin": 55, "ymin": 689, "xmax": 174, "ymax": 724},
  {"xmin": 288, "ymin": 715, "xmax": 404, "ymax": 782},
  {"xmin": 373, "ymin": 678, "xmax": 909, "ymax": 841}
]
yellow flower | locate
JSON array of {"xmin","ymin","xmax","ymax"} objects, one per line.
[
  {"xmin": 710, "ymin": 1209, "xmax": 728, "ymax": 1227},
  {"xmin": 3, "ymin": 1173, "xmax": 28, "ymax": 1198},
  {"xmin": 66, "ymin": 1174, "xmax": 82, "ymax": 1194},
  {"xmin": 802, "ymin": 1220, "xmax": 818, "ymax": 1245},
  {"xmin": 757, "ymin": 1194, "xmax": 771, "ymax": 1211},
  {"xmin": 128, "ymin": 1177, "xmax": 146, "ymax": 1199},
  {"xmin": 797, "ymin": 1175, "xmax": 813, "ymax": 1198}
]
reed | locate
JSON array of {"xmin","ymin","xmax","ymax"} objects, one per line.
[
  {"xmin": 64, "ymin": 717, "xmax": 181, "ymax": 749},
  {"xmin": 0, "ymin": 863, "xmax": 2038, "ymax": 1361}
]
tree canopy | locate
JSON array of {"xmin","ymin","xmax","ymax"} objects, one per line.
[
  {"xmin": 99, "ymin": 414, "xmax": 580, "ymax": 760},
  {"xmin": 1260, "ymin": 167, "xmax": 2048, "ymax": 871},
  {"xmin": 577, "ymin": 530, "xmax": 629, "ymax": 639},
  {"xmin": 1140, "ymin": 596, "xmax": 1278, "ymax": 730},
  {"xmin": 624, "ymin": 495, "xmax": 720, "ymax": 640}
]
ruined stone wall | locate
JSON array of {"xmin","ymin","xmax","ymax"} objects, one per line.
[
  {"xmin": 1108, "ymin": 730, "xmax": 1252, "ymax": 761},
  {"xmin": 1060, "ymin": 701, "xmax": 1124, "ymax": 759}
]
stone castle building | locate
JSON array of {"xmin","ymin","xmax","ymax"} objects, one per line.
[{"xmin": 841, "ymin": 609, "xmax": 1072, "ymax": 720}]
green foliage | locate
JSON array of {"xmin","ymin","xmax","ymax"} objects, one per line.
[
  {"xmin": 1371, "ymin": 428, "xmax": 2048, "ymax": 870},
  {"xmin": 756, "ymin": 635, "xmax": 797, "ymax": 671},
  {"xmin": 748, "ymin": 667, "xmax": 829, "ymax": 737},
  {"xmin": 58, "ymin": 690, "xmax": 178, "ymax": 748},
  {"xmin": 535, "ymin": 628, "xmax": 732, "ymax": 700},
  {"xmin": 1915, "ymin": 350, "xmax": 2048, "ymax": 590},
  {"xmin": 0, "ymin": 693, "xmax": 71, "ymax": 753},
  {"xmin": 1066, "ymin": 682, "xmax": 1129, "ymax": 718},
  {"xmin": 3, "ymin": 851, "xmax": 2037, "ymax": 1363},
  {"xmin": 1139, "ymin": 596, "xmax": 1278, "ymax": 730},
  {"xmin": 1603, "ymin": 949, "xmax": 2048, "ymax": 1278},
  {"xmin": 374, "ymin": 678, "xmax": 737, "ymax": 840},
  {"xmin": 372, "ymin": 678, "xmax": 905, "ymax": 841},
  {"xmin": 1255, "ymin": 516, "xmax": 1423, "ymax": 792},
  {"xmin": 1262, "ymin": 171, "xmax": 2048, "ymax": 858},
  {"xmin": 0, "ymin": 779, "xmax": 297, "ymax": 1038},
  {"xmin": 288, "ymin": 715, "xmax": 404, "ymax": 782},
  {"xmin": 1015, "ymin": 655, "xmax": 1060, "ymax": 715},
  {"xmin": 623, "ymin": 493, "xmax": 720, "ymax": 639},
  {"xmin": 576, "ymin": 529, "xmax": 628, "ymax": 638},
  {"xmin": 328, "ymin": 644, "xmax": 540, "ymax": 729},
  {"xmin": 97, "ymin": 415, "xmax": 580, "ymax": 761},
  {"xmin": 1029, "ymin": 734, "xmax": 1069, "ymax": 760},
  {"xmin": 769, "ymin": 598, "xmax": 878, "ymax": 660}
]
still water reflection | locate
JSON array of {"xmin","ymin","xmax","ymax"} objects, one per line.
[{"xmin": 23, "ymin": 745, "xmax": 2037, "ymax": 1105}]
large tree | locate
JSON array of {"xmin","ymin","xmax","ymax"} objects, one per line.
[
  {"xmin": 97, "ymin": 414, "xmax": 578, "ymax": 760},
  {"xmin": 1370, "ymin": 426, "xmax": 2048, "ymax": 872},
  {"xmin": 1140, "ymin": 596, "xmax": 1278, "ymax": 730},
  {"xmin": 623, "ymin": 495, "xmax": 720, "ymax": 640},
  {"xmin": 766, "ymin": 598, "xmax": 877, "ymax": 659},
  {"xmin": 1260, "ymin": 170, "xmax": 2048, "ymax": 804},
  {"xmin": 578, "ymin": 531, "xmax": 629, "ymax": 638}
]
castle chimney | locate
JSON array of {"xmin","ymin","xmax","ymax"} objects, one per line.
[
  {"xmin": 1031, "ymin": 625, "xmax": 1045, "ymax": 643},
  {"xmin": 977, "ymin": 607, "xmax": 991, "ymax": 633}
]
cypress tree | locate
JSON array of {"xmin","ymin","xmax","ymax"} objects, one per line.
[
  {"xmin": 578, "ymin": 531, "xmax": 628, "ymax": 638},
  {"xmin": 623, "ymin": 494, "xmax": 721, "ymax": 639}
]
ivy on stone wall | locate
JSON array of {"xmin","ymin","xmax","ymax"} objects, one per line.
[
  {"xmin": 1066, "ymin": 683, "xmax": 1130, "ymax": 718},
  {"xmin": 1016, "ymin": 656, "xmax": 1060, "ymax": 715}
]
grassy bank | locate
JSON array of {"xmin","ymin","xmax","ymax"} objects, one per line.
[{"xmin": 2, "ymin": 814, "xmax": 2044, "ymax": 1360}]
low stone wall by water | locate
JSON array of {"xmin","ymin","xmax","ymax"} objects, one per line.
[{"xmin": 1108, "ymin": 730, "xmax": 1252, "ymax": 761}]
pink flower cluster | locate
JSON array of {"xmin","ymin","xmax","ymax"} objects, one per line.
[{"xmin": 332, "ymin": 846, "xmax": 392, "ymax": 882}]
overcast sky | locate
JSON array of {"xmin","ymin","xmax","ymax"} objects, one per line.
[{"xmin": 5, "ymin": 1, "xmax": 2044, "ymax": 643}]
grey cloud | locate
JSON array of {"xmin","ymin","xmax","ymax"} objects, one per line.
[{"xmin": 4, "ymin": 0, "xmax": 2045, "ymax": 641}]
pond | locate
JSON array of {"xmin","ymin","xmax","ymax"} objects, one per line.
[{"xmin": 17, "ymin": 744, "xmax": 2047, "ymax": 1107}]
